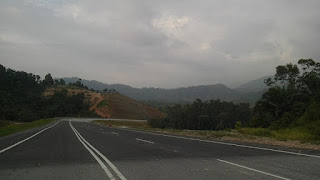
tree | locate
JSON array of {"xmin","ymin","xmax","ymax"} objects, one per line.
[
  {"xmin": 253, "ymin": 59, "xmax": 320, "ymax": 128},
  {"xmin": 59, "ymin": 79, "xmax": 65, "ymax": 85},
  {"xmin": 42, "ymin": 73, "xmax": 54, "ymax": 86}
]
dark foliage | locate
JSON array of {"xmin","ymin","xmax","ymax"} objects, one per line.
[
  {"xmin": 0, "ymin": 64, "xmax": 97, "ymax": 122},
  {"xmin": 149, "ymin": 99, "xmax": 251, "ymax": 130},
  {"xmin": 253, "ymin": 59, "xmax": 320, "ymax": 129}
]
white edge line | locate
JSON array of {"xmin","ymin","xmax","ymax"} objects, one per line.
[
  {"xmin": 116, "ymin": 128, "xmax": 320, "ymax": 159},
  {"xmin": 217, "ymin": 159, "xmax": 291, "ymax": 180},
  {"xmin": 69, "ymin": 121, "xmax": 115, "ymax": 180},
  {"xmin": 71, "ymin": 122, "xmax": 127, "ymax": 180},
  {"xmin": 136, "ymin": 138, "xmax": 154, "ymax": 144},
  {"xmin": 0, "ymin": 121, "xmax": 60, "ymax": 154}
]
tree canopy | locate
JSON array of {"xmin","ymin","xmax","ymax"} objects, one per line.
[
  {"xmin": 0, "ymin": 64, "xmax": 97, "ymax": 122},
  {"xmin": 253, "ymin": 59, "xmax": 320, "ymax": 128}
]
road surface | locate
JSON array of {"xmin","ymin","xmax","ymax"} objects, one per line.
[{"xmin": 0, "ymin": 119, "xmax": 319, "ymax": 179}]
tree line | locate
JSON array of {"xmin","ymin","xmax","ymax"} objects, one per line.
[
  {"xmin": 252, "ymin": 59, "xmax": 320, "ymax": 129},
  {"xmin": 149, "ymin": 99, "xmax": 251, "ymax": 130},
  {"xmin": 0, "ymin": 64, "xmax": 97, "ymax": 122},
  {"xmin": 150, "ymin": 59, "xmax": 320, "ymax": 131}
]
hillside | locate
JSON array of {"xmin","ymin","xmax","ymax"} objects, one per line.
[
  {"xmin": 61, "ymin": 77, "xmax": 264, "ymax": 104},
  {"xmin": 235, "ymin": 76, "xmax": 271, "ymax": 93},
  {"xmin": 44, "ymin": 86, "xmax": 165, "ymax": 120}
]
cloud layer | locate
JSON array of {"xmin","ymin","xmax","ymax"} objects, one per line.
[{"xmin": 1, "ymin": 0, "xmax": 319, "ymax": 88}]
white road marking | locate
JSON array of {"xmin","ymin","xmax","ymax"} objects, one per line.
[
  {"xmin": 0, "ymin": 121, "xmax": 60, "ymax": 154},
  {"xmin": 69, "ymin": 122, "xmax": 115, "ymax": 180},
  {"xmin": 217, "ymin": 159, "xmax": 291, "ymax": 180},
  {"xmin": 111, "ymin": 132, "xmax": 119, "ymax": 135},
  {"xmin": 136, "ymin": 138, "xmax": 155, "ymax": 144},
  {"xmin": 117, "ymin": 128, "xmax": 320, "ymax": 159},
  {"xmin": 71, "ymin": 122, "xmax": 127, "ymax": 180}
]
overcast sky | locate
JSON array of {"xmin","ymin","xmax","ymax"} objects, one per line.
[{"xmin": 1, "ymin": 0, "xmax": 319, "ymax": 88}]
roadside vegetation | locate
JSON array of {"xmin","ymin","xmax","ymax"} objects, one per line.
[
  {"xmin": 0, "ymin": 64, "xmax": 98, "ymax": 123},
  {"xmin": 93, "ymin": 119, "xmax": 320, "ymax": 150},
  {"xmin": 1, "ymin": 59, "xmax": 319, "ymax": 146},
  {"xmin": 94, "ymin": 120, "xmax": 150, "ymax": 129},
  {"xmin": 147, "ymin": 59, "xmax": 320, "ymax": 145},
  {"xmin": 0, "ymin": 119, "xmax": 55, "ymax": 137}
]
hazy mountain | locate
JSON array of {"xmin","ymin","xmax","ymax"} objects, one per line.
[
  {"xmin": 235, "ymin": 76, "xmax": 271, "ymax": 93},
  {"xmin": 60, "ymin": 77, "xmax": 265, "ymax": 104}
]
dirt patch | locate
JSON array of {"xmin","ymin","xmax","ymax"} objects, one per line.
[{"xmin": 44, "ymin": 86, "xmax": 165, "ymax": 120}]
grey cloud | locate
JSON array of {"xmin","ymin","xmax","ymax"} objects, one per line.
[{"xmin": 1, "ymin": 0, "xmax": 320, "ymax": 88}]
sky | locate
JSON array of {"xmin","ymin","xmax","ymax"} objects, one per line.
[{"xmin": 1, "ymin": 0, "xmax": 320, "ymax": 88}]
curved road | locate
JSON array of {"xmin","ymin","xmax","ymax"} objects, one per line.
[{"xmin": 0, "ymin": 119, "xmax": 319, "ymax": 179}]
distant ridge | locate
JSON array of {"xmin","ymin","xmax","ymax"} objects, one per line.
[
  {"xmin": 235, "ymin": 76, "xmax": 271, "ymax": 93},
  {"xmin": 60, "ymin": 77, "xmax": 266, "ymax": 104}
]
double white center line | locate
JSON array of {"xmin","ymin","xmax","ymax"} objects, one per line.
[{"xmin": 69, "ymin": 121, "xmax": 126, "ymax": 180}]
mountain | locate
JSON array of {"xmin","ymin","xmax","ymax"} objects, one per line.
[
  {"xmin": 60, "ymin": 77, "xmax": 266, "ymax": 104},
  {"xmin": 235, "ymin": 76, "xmax": 271, "ymax": 93},
  {"xmin": 44, "ymin": 85, "xmax": 165, "ymax": 120}
]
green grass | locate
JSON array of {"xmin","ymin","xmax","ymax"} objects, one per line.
[
  {"xmin": 0, "ymin": 120, "xmax": 15, "ymax": 127},
  {"xmin": 97, "ymin": 100, "xmax": 108, "ymax": 108},
  {"xmin": 238, "ymin": 128, "xmax": 272, "ymax": 137},
  {"xmin": 0, "ymin": 119, "xmax": 55, "ymax": 137},
  {"xmin": 237, "ymin": 122, "xmax": 320, "ymax": 144}
]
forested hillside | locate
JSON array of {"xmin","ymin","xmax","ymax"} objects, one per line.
[
  {"xmin": 150, "ymin": 59, "xmax": 320, "ymax": 141},
  {"xmin": 0, "ymin": 64, "xmax": 97, "ymax": 122},
  {"xmin": 62, "ymin": 77, "xmax": 265, "ymax": 104},
  {"xmin": 44, "ymin": 86, "xmax": 165, "ymax": 120}
]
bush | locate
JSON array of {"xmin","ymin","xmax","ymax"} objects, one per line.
[
  {"xmin": 235, "ymin": 121, "xmax": 242, "ymax": 129},
  {"xmin": 148, "ymin": 118, "xmax": 167, "ymax": 129},
  {"xmin": 270, "ymin": 112, "xmax": 295, "ymax": 130},
  {"xmin": 238, "ymin": 127, "xmax": 272, "ymax": 137}
]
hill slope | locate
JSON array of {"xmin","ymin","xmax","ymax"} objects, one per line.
[
  {"xmin": 44, "ymin": 86, "xmax": 165, "ymax": 120},
  {"xmin": 235, "ymin": 76, "xmax": 271, "ymax": 93},
  {"xmin": 61, "ymin": 77, "xmax": 264, "ymax": 103}
]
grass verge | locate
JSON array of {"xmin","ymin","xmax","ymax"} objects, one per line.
[
  {"xmin": 93, "ymin": 120, "xmax": 242, "ymax": 141},
  {"xmin": 93, "ymin": 120, "xmax": 150, "ymax": 129},
  {"xmin": 0, "ymin": 119, "xmax": 55, "ymax": 137},
  {"xmin": 93, "ymin": 120, "xmax": 320, "ymax": 150}
]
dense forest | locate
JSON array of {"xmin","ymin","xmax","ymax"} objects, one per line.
[
  {"xmin": 149, "ymin": 99, "xmax": 251, "ymax": 130},
  {"xmin": 0, "ymin": 64, "xmax": 97, "ymax": 122},
  {"xmin": 252, "ymin": 59, "xmax": 320, "ymax": 129},
  {"xmin": 150, "ymin": 59, "xmax": 320, "ymax": 132}
]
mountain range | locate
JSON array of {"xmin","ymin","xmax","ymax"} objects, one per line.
[{"xmin": 60, "ymin": 77, "xmax": 270, "ymax": 104}]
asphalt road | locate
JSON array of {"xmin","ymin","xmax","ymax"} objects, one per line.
[{"xmin": 0, "ymin": 119, "xmax": 320, "ymax": 180}]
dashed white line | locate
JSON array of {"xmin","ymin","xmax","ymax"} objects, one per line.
[
  {"xmin": 70, "ymin": 122, "xmax": 127, "ymax": 180},
  {"xmin": 118, "ymin": 128, "xmax": 320, "ymax": 159},
  {"xmin": 217, "ymin": 159, "xmax": 291, "ymax": 180},
  {"xmin": 136, "ymin": 138, "xmax": 154, "ymax": 144},
  {"xmin": 111, "ymin": 132, "xmax": 119, "ymax": 135},
  {"xmin": 0, "ymin": 121, "xmax": 60, "ymax": 154}
]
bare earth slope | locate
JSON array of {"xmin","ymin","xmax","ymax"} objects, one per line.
[{"xmin": 43, "ymin": 85, "xmax": 165, "ymax": 120}]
